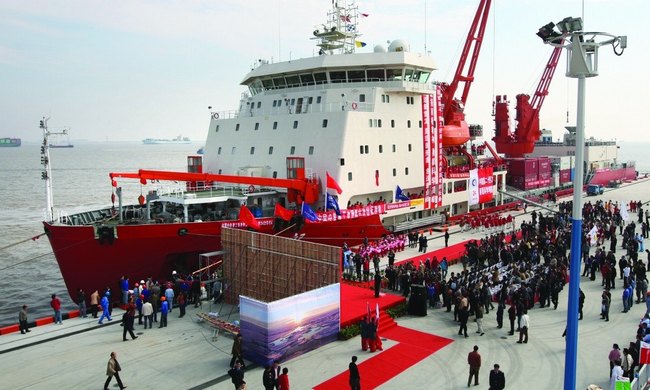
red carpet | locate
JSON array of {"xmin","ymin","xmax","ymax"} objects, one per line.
[
  {"xmin": 340, "ymin": 283, "xmax": 405, "ymax": 328},
  {"xmin": 396, "ymin": 238, "xmax": 474, "ymax": 268},
  {"xmin": 314, "ymin": 320, "xmax": 453, "ymax": 390}
]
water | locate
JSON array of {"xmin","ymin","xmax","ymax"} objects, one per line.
[{"xmin": 0, "ymin": 142, "xmax": 200, "ymax": 326}]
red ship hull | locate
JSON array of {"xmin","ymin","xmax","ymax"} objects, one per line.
[
  {"xmin": 588, "ymin": 166, "xmax": 637, "ymax": 186},
  {"xmin": 44, "ymin": 214, "xmax": 387, "ymax": 301}
]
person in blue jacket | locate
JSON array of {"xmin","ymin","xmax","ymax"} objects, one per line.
[
  {"xmin": 98, "ymin": 293, "xmax": 112, "ymax": 324},
  {"xmin": 159, "ymin": 296, "xmax": 169, "ymax": 328}
]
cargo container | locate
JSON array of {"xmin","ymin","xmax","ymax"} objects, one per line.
[
  {"xmin": 507, "ymin": 158, "xmax": 539, "ymax": 177},
  {"xmin": 560, "ymin": 156, "xmax": 571, "ymax": 171},
  {"xmin": 538, "ymin": 157, "xmax": 551, "ymax": 174},
  {"xmin": 539, "ymin": 171, "xmax": 551, "ymax": 180},
  {"xmin": 508, "ymin": 174, "xmax": 539, "ymax": 191},
  {"xmin": 559, "ymin": 169, "xmax": 571, "ymax": 184},
  {"xmin": 538, "ymin": 178, "xmax": 551, "ymax": 188}
]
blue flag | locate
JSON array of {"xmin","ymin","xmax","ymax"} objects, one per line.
[
  {"xmin": 395, "ymin": 185, "xmax": 410, "ymax": 201},
  {"xmin": 301, "ymin": 203, "xmax": 319, "ymax": 222},
  {"xmin": 326, "ymin": 193, "xmax": 341, "ymax": 216}
]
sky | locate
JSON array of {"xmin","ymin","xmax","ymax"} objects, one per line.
[{"xmin": 0, "ymin": 0, "xmax": 647, "ymax": 143}]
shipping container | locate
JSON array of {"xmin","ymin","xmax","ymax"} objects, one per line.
[
  {"xmin": 570, "ymin": 168, "xmax": 575, "ymax": 181},
  {"xmin": 539, "ymin": 171, "xmax": 551, "ymax": 180},
  {"xmin": 560, "ymin": 156, "xmax": 571, "ymax": 170},
  {"xmin": 559, "ymin": 169, "xmax": 571, "ymax": 184},
  {"xmin": 538, "ymin": 178, "xmax": 551, "ymax": 188},
  {"xmin": 538, "ymin": 157, "xmax": 551, "ymax": 174},
  {"xmin": 525, "ymin": 173, "xmax": 538, "ymax": 182},
  {"xmin": 507, "ymin": 158, "xmax": 539, "ymax": 177},
  {"xmin": 508, "ymin": 175, "xmax": 539, "ymax": 191}
]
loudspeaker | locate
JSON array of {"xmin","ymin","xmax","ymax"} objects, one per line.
[{"xmin": 407, "ymin": 284, "xmax": 427, "ymax": 316}]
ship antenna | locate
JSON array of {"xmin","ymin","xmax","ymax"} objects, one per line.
[{"xmin": 311, "ymin": 0, "xmax": 360, "ymax": 55}]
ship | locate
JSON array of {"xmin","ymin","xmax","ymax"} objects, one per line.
[
  {"xmin": 0, "ymin": 138, "xmax": 21, "ymax": 147},
  {"xmin": 142, "ymin": 135, "xmax": 191, "ymax": 144},
  {"xmin": 43, "ymin": 0, "xmax": 508, "ymax": 301}
]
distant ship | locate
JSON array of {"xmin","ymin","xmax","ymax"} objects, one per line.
[
  {"xmin": 0, "ymin": 138, "xmax": 21, "ymax": 147},
  {"xmin": 49, "ymin": 128, "xmax": 74, "ymax": 148},
  {"xmin": 142, "ymin": 135, "xmax": 191, "ymax": 144},
  {"xmin": 50, "ymin": 143, "xmax": 74, "ymax": 148}
]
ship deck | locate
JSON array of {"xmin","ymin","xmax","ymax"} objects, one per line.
[{"xmin": 3, "ymin": 177, "xmax": 650, "ymax": 389}]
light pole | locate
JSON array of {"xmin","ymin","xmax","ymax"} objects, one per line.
[{"xmin": 539, "ymin": 17, "xmax": 626, "ymax": 390}]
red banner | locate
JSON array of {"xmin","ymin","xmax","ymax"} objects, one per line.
[
  {"xmin": 478, "ymin": 166, "xmax": 494, "ymax": 204},
  {"xmin": 422, "ymin": 90, "xmax": 442, "ymax": 210}
]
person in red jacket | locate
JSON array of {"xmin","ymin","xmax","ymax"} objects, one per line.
[
  {"xmin": 278, "ymin": 367, "xmax": 290, "ymax": 390},
  {"xmin": 51, "ymin": 294, "xmax": 62, "ymax": 324}
]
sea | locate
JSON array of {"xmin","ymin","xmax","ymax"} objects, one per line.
[
  {"xmin": 0, "ymin": 141, "xmax": 201, "ymax": 327},
  {"xmin": 0, "ymin": 139, "xmax": 648, "ymax": 327}
]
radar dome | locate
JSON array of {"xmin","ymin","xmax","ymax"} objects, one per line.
[
  {"xmin": 388, "ymin": 40, "xmax": 409, "ymax": 52},
  {"xmin": 373, "ymin": 45, "xmax": 387, "ymax": 53}
]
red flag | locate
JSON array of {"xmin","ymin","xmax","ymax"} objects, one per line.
[
  {"xmin": 274, "ymin": 203, "xmax": 294, "ymax": 221},
  {"xmin": 641, "ymin": 342, "xmax": 650, "ymax": 364},
  {"xmin": 326, "ymin": 172, "xmax": 342, "ymax": 194},
  {"xmin": 238, "ymin": 206, "xmax": 260, "ymax": 229}
]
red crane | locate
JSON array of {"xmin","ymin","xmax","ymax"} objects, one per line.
[
  {"xmin": 439, "ymin": 0, "xmax": 492, "ymax": 146},
  {"xmin": 493, "ymin": 45, "xmax": 563, "ymax": 157}
]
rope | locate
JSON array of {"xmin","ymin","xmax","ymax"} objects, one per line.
[{"xmin": 0, "ymin": 233, "xmax": 46, "ymax": 252}]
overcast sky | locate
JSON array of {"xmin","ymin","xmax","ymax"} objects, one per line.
[{"xmin": 0, "ymin": 0, "xmax": 646, "ymax": 143}]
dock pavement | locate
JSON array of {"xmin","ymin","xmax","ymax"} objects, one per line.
[{"xmin": 2, "ymin": 178, "xmax": 650, "ymax": 389}]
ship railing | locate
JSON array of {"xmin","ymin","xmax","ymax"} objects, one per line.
[{"xmin": 152, "ymin": 183, "xmax": 258, "ymax": 200}]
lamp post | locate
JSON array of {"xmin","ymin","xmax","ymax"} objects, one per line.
[{"xmin": 539, "ymin": 17, "xmax": 626, "ymax": 390}]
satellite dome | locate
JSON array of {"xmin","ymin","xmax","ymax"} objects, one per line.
[
  {"xmin": 388, "ymin": 39, "xmax": 409, "ymax": 52},
  {"xmin": 373, "ymin": 44, "xmax": 387, "ymax": 53}
]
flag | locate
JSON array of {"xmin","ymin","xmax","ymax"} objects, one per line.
[
  {"xmin": 361, "ymin": 13, "xmax": 369, "ymax": 17},
  {"xmin": 587, "ymin": 225, "xmax": 598, "ymax": 246},
  {"xmin": 620, "ymin": 204, "xmax": 629, "ymax": 221},
  {"xmin": 355, "ymin": 40, "xmax": 367, "ymax": 48},
  {"xmin": 326, "ymin": 172, "xmax": 343, "ymax": 194},
  {"xmin": 340, "ymin": 14, "xmax": 351, "ymax": 23},
  {"xmin": 274, "ymin": 203, "xmax": 294, "ymax": 221},
  {"xmin": 640, "ymin": 342, "xmax": 650, "ymax": 364},
  {"xmin": 326, "ymin": 193, "xmax": 341, "ymax": 216},
  {"xmin": 375, "ymin": 303, "xmax": 380, "ymax": 330},
  {"xmin": 238, "ymin": 205, "xmax": 260, "ymax": 229},
  {"xmin": 395, "ymin": 185, "xmax": 410, "ymax": 201},
  {"xmin": 301, "ymin": 203, "xmax": 319, "ymax": 222}
]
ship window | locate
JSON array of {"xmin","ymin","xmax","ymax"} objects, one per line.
[
  {"xmin": 273, "ymin": 100, "xmax": 277, "ymax": 107},
  {"xmin": 314, "ymin": 72, "xmax": 327, "ymax": 85},
  {"xmin": 348, "ymin": 69, "xmax": 365, "ymax": 82},
  {"xmin": 367, "ymin": 69, "xmax": 385, "ymax": 81},
  {"xmin": 218, "ymin": 169, "xmax": 222, "ymax": 174},
  {"xmin": 316, "ymin": 96, "xmax": 322, "ymax": 104},
  {"xmin": 330, "ymin": 71, "xmax": 347, "ymax": 83},
  {"xmin": 378, "ymin": 119, "xmax": 382, "ymax": 128},
  {"xmin": 269, "ymin": 146, "xmax": 274, "ymax": 155},
  {"xmin": 364, "ymin": 145, "xmax": 369, "ymax": 154},
  {"xmin": 236, "ymin": 123, "xmax": 240, "ymax": 131},
  {"xmin": 348, "ymin": 172, "xmax": 353, "ymax": 181},
  {"xmin": 250, "ymin": 147, "xmax": 255, "ymax": 155},
  {"xmin": 293, "ymin": 121, "xmax": 298, "ymax": 129},
  {"xmin": 286, "ymin": 75, "xmax": 300, "ymax": 87},
  {"xmin": 368, "ymin": 119, "xmax": 373, "ymax": 128},
  {"xmin": 393, "ymin": 168, "xmax": 397, "ymax": 176},
  {"xmin": 218, "ymin": 147, "xmax": 222, "ymax": 155},
  {"xmin": 273, "ymin": 122, "xmax": 278, "ymax": 130},
  {"xmin": 408, "ymin": 144, "xmax": 412, "ymax": 151},
  {"xmin": 309, "ymin": 146, "xmax": 314, "ymax": 155},
  {"xmin": 300, "ymin": 73, "xmax": 315, "ymax": 86},
  {"xmin": 340, "ymin": 158, "xmax": 345, "ymax": 166},
  {"xmin": 412, "ymin": 70, "xmax": 422, "ymax": 82},
  {"xmin": 379, "ymin": 145, "xmax": 383, "ymax": 153},
  {"xmin": 407, "ymin": 120, "xmax": 411, "ymax": 128},
  {"xmin": 442, "ymin": 184, "xmax": 446, "ymax": 194},
  {"xmin": 254, "ymin": 123, "xmax": 259, "ymax": 130},
  {"xmin": 231, "ymin": 147, "xmax": 236, "ymax": 154},
  {"xmin": 262, "ymin": 79, "xmax": 274, "ymax": 90},
  {"xmin": 215, "ymin": 125, "xmax": 220, "ymax": 132},
  {"xmin": 322, "ymin": 119, "xmax": 328, "ymax": 128},
  {"xmin": 405, "ymin": 167, "xmax": 409, "ymax": 175},
  {"xmin": 256, "ymin": 102, "xmax": 261, "ymax": 108},
  {"xmin": 359, "ymin": 145, "xmax": 364, "ymax": 154},
  {"xmin": 290, "ymin": 146, "xmax": 295, "ymax": 155},
  {"xmin": 359, "ymin": 94, "xmax": 366, "ymax": 102},
  {"xmin": 386, "ymin": 68, "xmax": 403, "ymax": 81},
  {"xmin": 308, "ymin": 97, "xmax": 313, "ymax": 104},
  {"xmin": 273, "ymin": 171, "xmax": 277, "ymax": 178},
  {"xmin": 419, "ymin": 71, "xmax": 430, "ymax": 83},
  {"xmin": 404, "ymin": 68, "xmax": 414, "ymax": 81},
  {"xmin": 419, "ymin": 120, "xmax": 422, "ymax": 128},
  {"xmin": 392, "ymin": 144, "xmax": 396, "ymax": 152},
  {"xmin": 290, "ymin": 98, "xmax": 295, "ymax": 105},
  {"xmin": 273, "ymin": 77, "xmax": 286, "ymax": 88},
  {"xmin": 391, "ymin": 119, "xmax": 395, "ymax": 128}
]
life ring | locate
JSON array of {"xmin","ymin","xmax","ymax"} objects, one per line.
[
  {"xmin": 248, "ymin": 185, "xmax": 255, "ymax": 192},
  {"xmin": 212, "ymin": 112, "xmax": 219, "ymax": 120},
  {"xmin": 351, "ymin": 102, "xmax": 358, "ymax": 110}
]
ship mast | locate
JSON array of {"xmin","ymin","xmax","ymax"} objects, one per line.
[
  {"xmin": 40, "ymin": 117, "xmax": 68, "ymax": 222},
  {"xmin": 311, "ymin": 0, "xmax": 361, "ymax": 55}
]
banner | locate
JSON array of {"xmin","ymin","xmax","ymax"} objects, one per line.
[
  {"xmin": 421, "ymin": 90, "xmax": 442, "ymax": 210},
  {"xmin": 478, "ymin": 166, "xmax": 494, "ymax": 204},
  {"xmin": 620, "ymin": 204, "xmax": 629, "ymax": 221},
  {"xmin": 587, "ymin": 225, "xmax": 598, "ymax": 246},
  {"xmin": 469, "ymin": 169, "xmax": 479, "ymax": 206}
]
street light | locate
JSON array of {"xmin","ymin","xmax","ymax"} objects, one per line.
[{"xmin": 539, "ymin": 17, "xmax": 626, "ymax": 390}]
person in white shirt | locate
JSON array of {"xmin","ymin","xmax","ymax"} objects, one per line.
[
  {"xmin": 610, "ymin": 359, "xmax": 624, "ymax": 390},
  {"xmin": 517, "ymin": 310, "xmax": 529, "ymax": 344}
]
